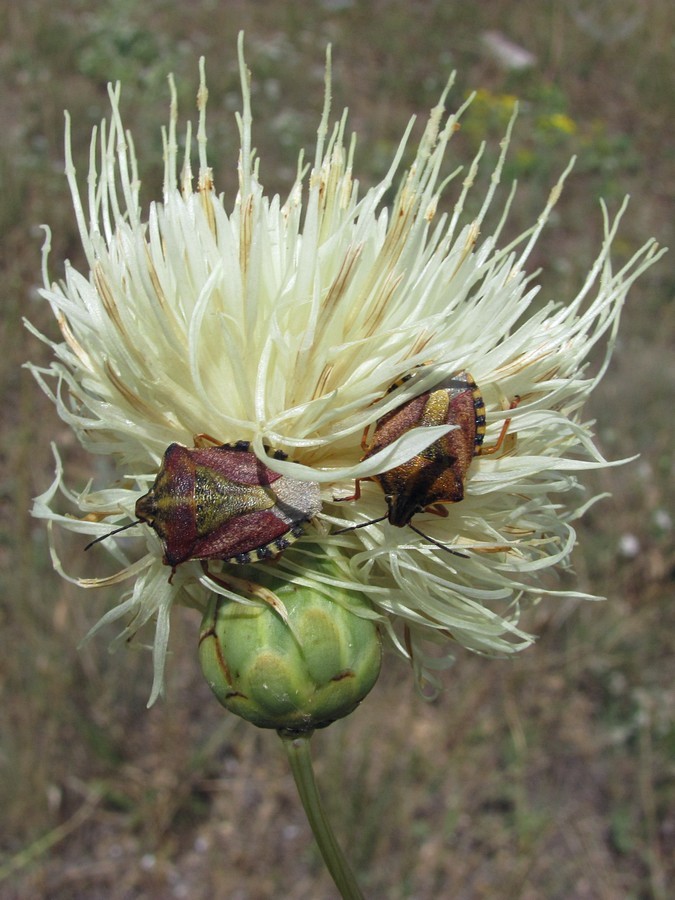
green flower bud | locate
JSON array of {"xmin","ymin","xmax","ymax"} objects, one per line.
[{"xmin": 198, "ymin": 556, "xmax": 382, "ymax": 733}]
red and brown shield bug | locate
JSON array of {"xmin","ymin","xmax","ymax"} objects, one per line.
[
  {"xmin": 336, "ymin": 370, "xmax": 517, "ymax": 554},
  {"xmin": 85, "ymin": 439, "xmax": 321, "ymax": 568}
]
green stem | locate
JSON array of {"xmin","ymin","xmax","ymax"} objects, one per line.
[{"xmin": 279, "ymin": 730, "xmax": 365, "ymax": 900}]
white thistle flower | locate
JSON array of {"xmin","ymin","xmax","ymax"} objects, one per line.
[{"xmin": 27, "ymin": 36, "xmax": 663, "ymax": 705}]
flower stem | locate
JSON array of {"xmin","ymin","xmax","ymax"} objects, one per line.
[{"xmin": 279, "ymin": 730, "xmax": 365, "ymax": 900}]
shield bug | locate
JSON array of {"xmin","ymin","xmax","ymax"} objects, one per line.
[
  {"xmin": 336, "ymin": 370, "xmax": 515, "ymax": 553},
  {"xmin": 86, "ymin": 440, "xmax": 321, "ymax": 568}
]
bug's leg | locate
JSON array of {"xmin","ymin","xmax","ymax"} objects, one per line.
[
  {"xmin": 360, "ymin": 422, "xmax": 374, "ymax": 453},
  {"xmin": 479, "ymin": 417, "xmax": 511, "ymax": 457},
  {"xmin": 331, "ymin": 422, "xmax": 377, "ymax": 503},
  {"xmin": 335, "ymin": 477, "xmax": 366, "ymax": 504},
  {"xmin": 479, "ymin": 395, "xmax": 521, "ymax": 457},
  {"xmin": 425, "ymin": 503, "xmax": 450, "ymax": 518}
]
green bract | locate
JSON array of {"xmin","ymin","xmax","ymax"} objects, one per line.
[{"xmin": 198, "ymin": 558, "xmax": 382, "ymax": 732}]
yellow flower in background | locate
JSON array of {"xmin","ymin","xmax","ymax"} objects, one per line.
[
  {"xmin": 543, "ymin": 112, "xmax": 578, "ymax": 135},
  {"xmin": 27, "ymin": 35, "xmax": 663, "ymax": 706}
]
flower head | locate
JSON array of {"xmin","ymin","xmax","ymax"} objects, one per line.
[{"xmin": 28, "ymin": 35, "xmax": 663, "ymax": 704}]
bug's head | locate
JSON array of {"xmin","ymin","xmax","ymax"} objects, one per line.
[
  {"xmin": 135, "ymin": 488, "xmax": 158, "ymax": 529},
  {"xmin": 134, "ymin": 487, "xmax": 180, "ymax": 548},
  {"xmin": 83, "ymin": 474, "xmax": 167, "ymax": 554},
  {"xmin": 384, "ymin": 492, "xmax": 426, "ymax": 529}
]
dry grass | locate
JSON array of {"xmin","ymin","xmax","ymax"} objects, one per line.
[{"xmin": 1, "ymin": 1, "xmax": 673, "ymax": 897}]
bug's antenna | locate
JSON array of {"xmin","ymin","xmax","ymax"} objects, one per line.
[
  {"xmin": 334, "ymin": 517, "xmax": 468, "ymax": 558},
  {"xmin": 84, "ymin": 520, "xmax": 142, "ymax": 551},
  {"xmin": 333, "ymin": 515, "xmax": 389, "ymax": 535},
  {"xmin": 406, "ymin": 523, "xmax": 468, "ymax": 558}
]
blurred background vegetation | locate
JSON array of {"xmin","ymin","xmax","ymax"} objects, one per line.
[{"xmin": 1, "ymin": 1, "xmax": 673, "ymax": 897}]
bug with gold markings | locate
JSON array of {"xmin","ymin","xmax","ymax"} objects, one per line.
[
  {"xmin": 336, "ymin": 370, "xmax": 516, "ymax": 554},
  {"xmin": 85, "ymin": 439, "xmax": 322, "ymax": 569}
]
